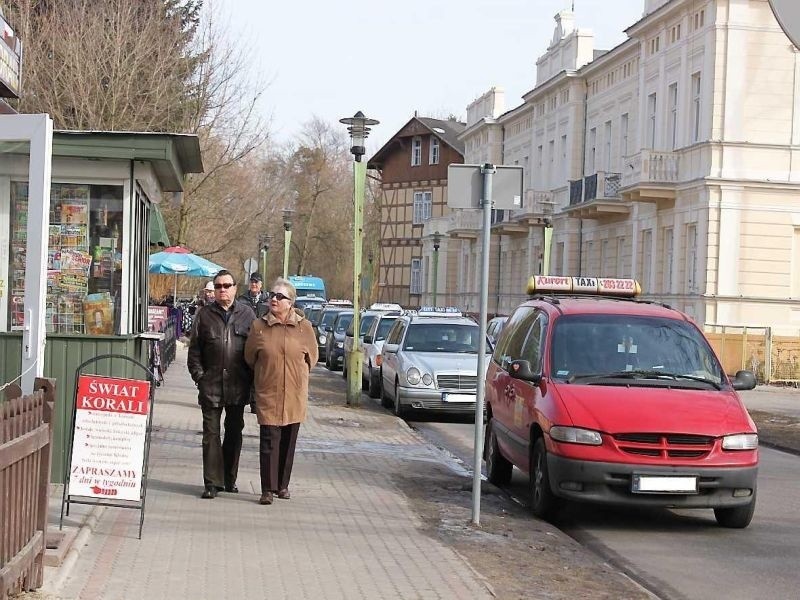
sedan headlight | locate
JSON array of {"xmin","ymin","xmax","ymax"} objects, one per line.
[
  {"xmin": 722, "ymin": 433, "xmax": 758, "ymax": 450},
  {"xmin": 319, "ymin": 335, "xmax": 327, "ymax": 344},
  {"xmin": 422, "ymin": 373, "xmax": 433, "ymax": 386},
  {"xmin": 549, "ymin": 426, "xmax": 602, "ymax": 446},
  {"xmin": 406, "ymin": 367, "xmax": 422, "ymax": 385},
  {"xmin": 336, "ymin": 341, "xmax": 344, "ymax": 349}
]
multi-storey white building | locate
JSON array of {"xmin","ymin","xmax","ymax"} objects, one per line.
[{"xmin": 425, "ymin": 0, "xmax": 800, "ymax": 335}]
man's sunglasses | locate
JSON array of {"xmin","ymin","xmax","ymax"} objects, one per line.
[
  {"xmin": 268, "ymin": 291, "xmax": 291, "ymax": 301},
  {"xmin": 213, "ymin": 282, "xmax": 235, "ymax": 290}
]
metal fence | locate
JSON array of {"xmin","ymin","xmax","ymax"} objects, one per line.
[
  {"xmin": 705, "ymin": 325, "xmax": 800, "ymax": 384},
  {"xmin": 0, "ymin": 379, "xmax": 56, "ymax": 599}
]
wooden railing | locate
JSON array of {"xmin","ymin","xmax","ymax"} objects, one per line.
[{"xmin": 0, "ymin": 378, "xmax": 56, "ymax": 599}]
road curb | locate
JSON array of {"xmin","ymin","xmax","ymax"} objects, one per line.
[{"xmin": 41, "ymin": 505, "xmax": 106, "ymax": 594}]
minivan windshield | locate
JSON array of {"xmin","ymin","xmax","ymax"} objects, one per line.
[{"xmin": 550, "ymin": 314, "xmax": 724, "ymax": 386}]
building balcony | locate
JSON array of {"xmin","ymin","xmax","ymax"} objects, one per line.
[
  {"xmin": 564, "ymin": 171, "xmax": 630, "ymax": 220},
  {"xmin": 447, "ymin": 209, "xmax": 483, "ymax": 239},
  {"xmin": 620, "ymin": 149, "xmax": 678, "ymax": 206},
  {"xmin": 491, "ymin": 190, "xmax": 554, "ymax": 235}
]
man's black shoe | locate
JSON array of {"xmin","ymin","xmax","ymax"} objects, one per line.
[
  {"xmin": 201, "ymin": 486, "xmax": 217, "ymax": 499},
  {"xmin": 224, "ymin": 485, "xmax": 239, "ymax": 493}
]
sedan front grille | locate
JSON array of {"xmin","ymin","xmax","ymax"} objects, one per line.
[
  {"xmin": 436, "ymin": 374, "xmax": 478, "ymax": 391},
  {"xmin": 613, "ymin": 433, "xmax": 714, "ymax": 459}
]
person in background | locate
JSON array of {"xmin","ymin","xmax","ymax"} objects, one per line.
[
  {"xmin": 188, "ymin": 270, "xmax": 255, "ymax": 499},
  {"xmin": 245, "ymin": 278, "xmax": 318, "ymax": 505},
  {"xmin": 200, "ymin": 280, "xmax": 215, "ymax": 306},
  {"xmin": 238, "ymin": 272, "xmax": 269, "ymax": 317}
]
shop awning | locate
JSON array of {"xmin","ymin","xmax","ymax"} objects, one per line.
[{"xmin": 150, "ymin": 203, "xmax": 170, "ymax": 247}]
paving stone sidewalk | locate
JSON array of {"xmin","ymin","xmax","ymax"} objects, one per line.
[{"xmin": 38, "ymin": 346, "xmax": 493, "ymax": 600}]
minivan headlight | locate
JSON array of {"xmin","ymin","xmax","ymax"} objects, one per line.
[
  {"xmin": 406, "ymin": 367, "xmax": 421, "ymax": 385},
  {"xmin": 722, "ymin": 433, "xmax": 758, "ymax": 450},
  {"xmin": 549, "ymin": 426, "xmax": 602, "ymax": 446},
  {"xmin": 319, "ymin": 335, "xmax": 327, "ymax": 344}
]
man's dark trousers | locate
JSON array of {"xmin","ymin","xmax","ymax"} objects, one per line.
[{"xmin": 202, "ymin": 404, "xmax": 245, "ymax": 489}]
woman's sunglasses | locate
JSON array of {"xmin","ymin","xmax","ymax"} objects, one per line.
[
  {"xmin": 213, "ymin": 282, "xmax": 235, "ymax": 290},
  {"xmin": 268, "ymin": 291, "xmax": 291, "ymax": 301}
]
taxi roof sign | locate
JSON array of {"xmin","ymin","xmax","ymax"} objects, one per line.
[
  {"xmin": 527, "ymin": 276, "xmax": 641, "ymax": 297},
  {"xmin": 417, "ymin": 306, "xmax": 463, "ymax": 317},
  {"xmin": 369, "ymin": 302, "xmax": 403, "ymax": 312}
]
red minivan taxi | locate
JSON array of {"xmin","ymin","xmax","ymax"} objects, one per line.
[{"xmin": 484, "ymin": 276, "xmax": 758, "ymax": 528}]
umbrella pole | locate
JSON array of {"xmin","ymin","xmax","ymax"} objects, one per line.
[{"xmin": 174, "ymin": 274, "xmax": 178, "ymax": 304}]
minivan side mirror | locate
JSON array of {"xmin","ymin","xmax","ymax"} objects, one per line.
[
  {"xmin": 383, "ymin": 343, "xmax": 399, "ymax": 354},
  {"xmin": 508, "ymin": 360, "xmax": 542, "ymax": 384},
  {"xmin": 731, "ymin": 369, "xmax": 757, "ymax": 391},
  {"xmin": 363, "ymin": 334, "xmax": 373, "ymax": 344}
]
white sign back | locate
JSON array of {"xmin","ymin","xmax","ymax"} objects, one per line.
[{"xmin": 447, "ymin": 164, "xmax": 524, "ymax": 210}]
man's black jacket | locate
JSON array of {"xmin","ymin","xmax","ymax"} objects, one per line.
[{"xmin": 187, "ymin": 301, "xmax": 256, "ymax": 407}]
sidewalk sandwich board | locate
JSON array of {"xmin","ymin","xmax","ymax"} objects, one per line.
[{"xmin": 60, "ymin": 354, "xmax": 157, "ymax": 539}]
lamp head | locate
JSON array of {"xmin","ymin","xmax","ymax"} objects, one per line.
[
  {"xmin": 282, "ymin": 208, "xmax": 294, "ymax": 231},
  {"xmin": 432, "ymin": 231, "xmax": 442, "ymax": 251},
  {"xmin": 339, "ymin": 111, "xmax": 379, "ymax": 162}
]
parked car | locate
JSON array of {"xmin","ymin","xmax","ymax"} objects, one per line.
[
  {"xmin": 315, "ymin": 306, "xmax": 350, "ymax": 363},
  {"xmin": 380, "ymin": 308, "xmax": 491, "ymax": 418},
  {"xmin": 363, "ymin": 313, "xmax": 403, "ymax": 397},
  {"xmin": 325, "ymin": 310, "xmax": 354, "ymax": 371},
  {"xmin": 486, "ymin": 316, "xmax": 508, "ymax": 347},
  {"xmin": 342, "ymin": 304, "xmax": 403, "ymax": 380},
  {"xmin": 484, "ymin": 275, "xmax": 758, "ymax": 528}
]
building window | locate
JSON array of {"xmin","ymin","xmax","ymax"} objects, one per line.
[
  {"xmin": 669, "ymin": 83, "xmax": 678, "ymax": 149},
  {"xmin": 429, "ymin": 137, "xmax": 440, "ymax": 165},
  {"xmin": 670, "ymin": 24, "xmax": 682, "ymax": 44},
  {"xmin": 648, "ymin": 36, "xmax": 660, "ymax": 55},
  {"xmin": 641, "ymin": 229, "xmax": 653, "ymax": 292},
  {"xmin": 561, "ymin": 134, "xmax": 568, "ymax": 180},
  {"xmin": 7, "ymin": 182, "xmax": 124, "ymax": 335},
  {"xmin": 692, "ymin": 72, "xmax": 702, "ymax": 142},
  {"xmin": 687, "ymin": 223, "xmax": 698, "ymax": 292},
  {"xmin": 588, "ymin": 128, "xmax": 596, "ymax": 173},
  {"xmin": 410, "ymin": 259, "xmax": 422, "ymax": 295},
  {"xmin": 663, "ymin": 227, "xmax": 674, "ymax": 293},
  {"xmin": 647, "ymin": 93, "xmax": 657, "ymax": 148},
  {"xmin": 604, "ymin": 121, "xmax": 612, "ymax": 172},
  {"xmin": 411, "ymin": 136, "xmax": 422, "ymax": 166},
  {"xmin": 413, "ymin": 191, "xmax": 432, "ymax": 224},
  {"xmin": 620, "ymin": 113, "xmax": 629, "ymax": 157},
  {"xmin": 692, "ymin": 9, "xmax": 705, "ymax": 32}
]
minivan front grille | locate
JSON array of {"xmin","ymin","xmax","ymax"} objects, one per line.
[
  {"xmin": 613, "ymin": 433, "xmax": 714, "ymax": 459},
  {"xmin": 437, "ymin": 374, "xmax": 478, "ymax": 390}
]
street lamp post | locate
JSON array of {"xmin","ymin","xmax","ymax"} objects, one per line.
[
  {"xmin": 340, "ymin": 111, "xmax": 379, "ymax": 407},
  {"xmin": 365, "ymin": 250, "xmax": 374, "ymax": 307},
  {"xmin": 258, "ymin": 233, "xmax": 272, "ymax": 278},
  {"xmin": 282, "ymin": 208, "xmax": 294, "ymax": 279},
  {"xmin": 432, "ymin": 231, "xmax": 441, "ymax": 306}
]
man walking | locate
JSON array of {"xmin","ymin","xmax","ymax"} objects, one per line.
[
  {"xmin": 238, "ymin": 272, "xmax": 269, "ymax": 317},
  {"xmin": 188, "ymin": 270, "xmax": 255, "ymax": 499}
]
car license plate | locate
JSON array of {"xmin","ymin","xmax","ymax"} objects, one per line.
[
  {"xmin": 442, "ymin": 392, "xmax": 475, "ymax": 403},
  {"xmin": 631, "ymin": 474, "xmax": 698, "ymax": 494}
]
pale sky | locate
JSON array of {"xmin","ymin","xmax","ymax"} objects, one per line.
[{"xmin": 220, "ymin": 0, "xmax": 645, "ymax": 150}]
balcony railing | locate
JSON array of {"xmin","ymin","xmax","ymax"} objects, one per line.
[
  {"xmin": 621, "ymin": 149, "xmax": 679, "ymax": 188},
  {"xmin": 569, "ymin": 179, "xmax": 583, "ymax": 205},
  {"xmin": 572, "ymin": 172, "xmax": 622, "ymax": 203},
  {"xmin": 584, "ymin": 173, "xmax": 598, "ymax": 201},
  {"xmin": 447, "ymin": 209, "xmax": 483, "ymax": 233}
]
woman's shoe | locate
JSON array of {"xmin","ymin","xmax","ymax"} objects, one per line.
[
  {"xmin": 258, "ymin": 492, "xmax": 273, "ymax": 505},
  {"xmin": 277, "ymin": 489, "xmax": 290, "ymax": 500}
]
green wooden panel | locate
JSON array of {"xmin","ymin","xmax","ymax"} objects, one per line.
[{"xmin": 0, "ymin": 333, "xmax": 146, "ymax": 483}]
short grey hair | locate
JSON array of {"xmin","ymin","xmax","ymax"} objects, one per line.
[{"xmin": 271, "ymin": 277, "xmax": 296, "ymax": 301}]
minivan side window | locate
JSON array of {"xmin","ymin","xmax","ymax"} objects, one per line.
[
  {"xmin": 519, "ymin": 313, "xmax": 547, "ymax": 371},
  {"xmin": 492, "ymin": 307, "xmax": 536, "ymax": 366}
]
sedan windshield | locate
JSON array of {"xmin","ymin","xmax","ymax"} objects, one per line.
[
  {"xmin": 550, "ymin": 314, "xmax": 724, "ymax": 386},
  {"xmin": 320, "ymin": 311, "xmax": 341, "ymax": 329},
  {"xmin": 374, "ymin": 317, "xmax": 398, "ymax": 342},
  {"xmin": 403, "ymin": 323, "xmax": 484, "ymax": 353},
  {"xmin": 359, "ymin": 315, "xmax": 376, "ymax": 336}
]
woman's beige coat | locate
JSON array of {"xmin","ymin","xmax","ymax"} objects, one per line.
[{"xmin": 244, "ymin": 309, "xmax": 319, "ymax": 426}]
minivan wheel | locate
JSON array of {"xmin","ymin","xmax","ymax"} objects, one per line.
[
  {"xmin": 368, "ymin": 366, "xmax": 381, "ymax": 398},
  {"xmin": 485, "ymin": 419, "xmax": 513, "ymax": 485},
  {"xmin": 529, "ymin": 437, "xmax": 557, "ymax": 521},
  {"xmin": 714, "ymin": 488, "xmax": 756, "ymax": 528}
]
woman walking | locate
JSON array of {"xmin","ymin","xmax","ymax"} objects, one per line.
[{"xmin": 244, "ymin": 278, "xmax": 318, "ymax": 505}]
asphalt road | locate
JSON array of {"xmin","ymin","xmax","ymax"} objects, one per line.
[{"xmin": 407, "ymin": 417, "xmax": 800, "ymax": 600}]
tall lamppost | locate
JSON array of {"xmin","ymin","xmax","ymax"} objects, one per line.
[
  {"xmin": 365, "ymin": 250, "xmax": 374, "ymax": 306},
  {"xmin": 258, "ymin": 233, "xmax": 272, "ymax": 278},
  {"xmin": 282, "ymin": 207, "xmax": 294, "ymax": 279},
  {"xmin": 432, "ymin": 231, "xmax": 442, "ymax": 306},
  {"xmin": 340, "ymin": 110, "xmax": 379, "ymax": 407}
]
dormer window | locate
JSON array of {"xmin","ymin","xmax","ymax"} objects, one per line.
[
  {"xmin": 411, "ymin": 136, "xmax": 422, "ymax": 166},
  {"xmin": 429, "ymin": 137, "xmax": 440, "ymax": 165}
]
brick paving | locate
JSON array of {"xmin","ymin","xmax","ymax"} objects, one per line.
[{"xmin": 42, "ymin": 346, "xmax": 492, "ymax": 599}]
